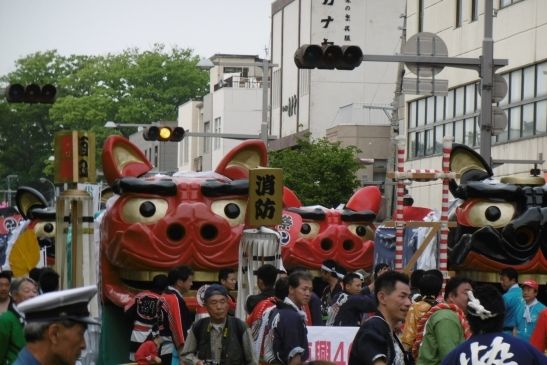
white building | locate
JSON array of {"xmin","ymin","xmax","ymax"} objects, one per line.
[
  {"xmin": 269, "ymin": 0, "xmax": 406, "ymax": 150},
  {"xmin": 178, "ymin": 54, "xmax": 267, "ymax": 171},
  {"xmin": 403, "ymin": 0, "xmax": 547, "ymax": 210}
]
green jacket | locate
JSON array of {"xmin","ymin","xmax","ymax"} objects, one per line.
[
  {"xmin": 417, "ymin": 309, "xmax": 464, "ymax": 365},
  {"xmin": 0, "ymin": 309, "xmax": 26, "ymax": 365}
]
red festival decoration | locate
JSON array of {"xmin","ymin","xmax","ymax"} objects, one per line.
[{"xmin": 278, "ymin": 186, "xmax": 381, "ymax": 272}]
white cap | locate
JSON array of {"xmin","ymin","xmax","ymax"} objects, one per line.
[{"xmin": 17, "ymin": 285, "xmax": 100, "ymax": 325}]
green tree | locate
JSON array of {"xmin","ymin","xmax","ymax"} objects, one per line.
[
  {"xmin": 0, "ymin": 45, "xmax": 208, "ymax": 187},
  {"xmin": 269, "ymin": 136, "xmax": 361, "ymax": 208}
]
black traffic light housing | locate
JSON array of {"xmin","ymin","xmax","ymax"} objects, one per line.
[
  {"xmin": 294, "ymin": 44, "xmax": 363, "ymax": 70},
  {"xmin": 143, "ymin": 126, "xmax": 185, "ymax": 142},
  {"xmin": 5, "ymin": 83, "xmax": 57, "ymax": 103}
]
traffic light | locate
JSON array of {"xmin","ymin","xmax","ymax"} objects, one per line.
[
  {"xmin": 142, "ymin": 126, "xmax": 185, "ymax": 142},
  {"xmin": 294, "ymin": 44, "xmax": 363, "ymax": 70},
  {"xmin": 5, "ymin": 83, "xmax": 57, "ymax": 103}
]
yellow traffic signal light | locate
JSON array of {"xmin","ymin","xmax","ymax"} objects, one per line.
[{"xmin": 143, "ymin": 126, "xmax": 185, "ymax": 142}]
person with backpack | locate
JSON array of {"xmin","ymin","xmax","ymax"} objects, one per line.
[
  {"xmin": 181, "ymin": 284, "xmax": 257, "ymax": 365},
  {"xmin": 400, "ymin": 270, "xmax": 443, "ymax": 351},
  {"xmin": 415, "ymin": 276, "xmax": 473, "ymax": 365}
]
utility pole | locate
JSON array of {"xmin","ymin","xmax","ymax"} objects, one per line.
[
  {"xmin": 479, "ymin": 0, "xmax": 494, "ymax": 166},
  {"xmin": 261, "ymin": 58, "xmax": 270, "ymax": 144},
  {"xmin": 386, "ymin": 10, "xmax": 407, "ymax": 220}
]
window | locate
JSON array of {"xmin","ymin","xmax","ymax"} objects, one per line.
[
  {"xmin": 426, "ymin": 97, "xmax": 435, "ymax": 124},
  {"xmin": 455, "ymin": 0, "xmax": 463, "ymax": 27},
  {"xmin": 409, "ymin": 132, "xmax": 417, "ymax": 158},
  {"xmin": 522, "ymin": 104, "xmax": 534, "ymax": 137},
  {"xmin": 465, "ymin": 84, "xmax": 475, "ymax": 114},
  {"xmin": 223, "ymin": 67, "xmax": 248, "ymax": 77},
  {"xmin": 536, "ymin": 101, "xmax": 547, "ymax": 135},
  {"xmin": 203, "ymin": 121, "xmax": 211, "ymax": 153},
  {"xmin": 436, "ymin": 95, "xmax": 445, "ymax": 121},
  {"xmin": 537, "ymin": 62, "xmax": 547, "ymax": 97},
  {"xmin": 409, "ymin": 102, "xmax": 417, "ymax": 128},
  {"xmin": 432, "ymin": 125, "xmax": 442, "ymax": 153},
  {"xmin": 500, "ymin": 0, "xmax": 523, "ymax": 8},
  {"xmin": 471, "ymin": 0, "xmax": 479, "ymax": 21},
  {"xmin": 446, "ymin": 90, "xmax": 455, "ymax": 119},
  {"xmin": 372, "ymin": 159, "xmax": 387, "ymax": 184},
  {"xmin": 454, "ymin": 120, "xmax": 464, "ymax": 144},
  {"xmin": 522, "ymin": 66, "xmax": 535, "ymax": 100},
  {"xmin": 407, "ymin": 61, "xmax": 547, "ymax": 160},
  {"xmin": 417, "ymin": 99, "xmax": 426, "ymax": 126},
  {"xmin": 464, "ymin": 118, "xmax": 475, "ymax": 146},
  {"xmin": 509, "ymin": 107, "xmax": 521, "ymax": 140},
  {"xmin": 455, "ymin": 87, "xmax": 465, "ymax": 117},
  {"xmin": 416, "ymin": 131, "xmax": 425, "ymax": 157},
  {"xmin": 213, "ymin": 117, "xmax": 221, "ymax": 150},
  {"xmin": 510, "ymin": 70, "xmax": 522, "ymax": 103},
  {"xmin": 425, "ymin": 129, "xmax": 434, "ymax": 155}
]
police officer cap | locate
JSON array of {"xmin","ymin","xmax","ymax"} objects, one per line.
[{"xmin": 17, "ymin": 285, "xmax": 100, "ymax": 325}]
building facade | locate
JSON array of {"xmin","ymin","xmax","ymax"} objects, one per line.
[
  {"xmin": 269, "ymin": 0, "xmax": 406, "ymax": 150},
  {"xmin": 404, "ymin": 0, "xmax": 547, "ymax": 210},
  {"xmin": 178, "ymin": 54, "xmax": 267, "ymax": 171}
]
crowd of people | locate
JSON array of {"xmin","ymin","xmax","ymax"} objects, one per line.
[{"xmin": 0, "ymin": 261, "xmax": 546, "ymax": 365}]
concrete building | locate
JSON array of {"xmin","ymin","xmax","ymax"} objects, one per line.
[
  {"xmin": 403, "ymin": 0, "xmax": 547, "ymax": 210},
  {"xmin": 269, "ymin": 0, "xmax": 406, "ymax": 150},
  {"xmin": 178, "ymin": 54, "xmax": 267, "ymax": 171},
  {"xmin": 326, "ymin": 103, "xmax": 391, "ymax": 189}
]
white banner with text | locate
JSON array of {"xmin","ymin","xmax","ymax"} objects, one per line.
[{"xmin": 307, "ymin": 326, "xmax": 359, "ymax": 365}]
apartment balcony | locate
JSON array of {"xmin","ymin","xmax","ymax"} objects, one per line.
[{"xmin": 213, "ymin": 76, "xmax": 267, "ymax": 91}]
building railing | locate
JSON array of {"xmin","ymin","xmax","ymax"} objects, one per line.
[{"xmin": 213, "ymin": 76, "xmax": 267, "ymax": 91}]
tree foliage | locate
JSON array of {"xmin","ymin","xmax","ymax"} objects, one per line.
[
  {"xmin": 269, "ymin": 136, "xmax": 361, "ymax": 208},
  {"xmin": 0, "ymin": 45, "xmax": 208, "ymax": 188}
]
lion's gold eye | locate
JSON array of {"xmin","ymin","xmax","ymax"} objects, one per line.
[
  {"xmin": 347, "ymin": 224, "xmax": 374, "ymax": 241},
  {"xmin": 34, "ymin": 222, "xmax": 56, "ymax": 238},
  {"xmin": 467, "ymin": 201, "xmax": 515, "ymax": 228},
  {"xmin": 299, "ymin": 222, "xmax": 320, "ymax": 238},
  {"xmin": 121, "ymin": 198, "xmax": 168, "ymax": 224},
  {"xmin": 211, "ymin": 199, "xmax": 247, "ymax": 226}
]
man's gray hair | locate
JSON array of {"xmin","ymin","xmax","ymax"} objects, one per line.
[
  {"xmin": 24, "ymin": 321, "xmax": 51, "ymax": 342},
  {"xmin": 24, "ymin": 319, "xmax": 80, "ymax": 342}
]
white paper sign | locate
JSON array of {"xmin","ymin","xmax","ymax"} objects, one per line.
[{"xmin": 307, "ymin": 326, "xmax": 359, "ymax": 365}]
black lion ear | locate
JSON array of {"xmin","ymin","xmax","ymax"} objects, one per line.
[
  {"xmin": 450, "ymin": 143, "xmax": 493, "ymax": 187},
  {"xmin": 15, "ymin": 187, "xmax": 48, "ymax": 220}
]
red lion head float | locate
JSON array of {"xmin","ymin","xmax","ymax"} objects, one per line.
[
  {"xmin": 100, "ymin": 136, "xmax": 268, "ymax": 307},
  {"xmin": 278, "ymin": 186, "xmax": 381, "ymax": 272}
]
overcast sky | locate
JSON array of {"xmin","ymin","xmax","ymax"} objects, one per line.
[{"xmin": 0, "ymin": 0, "xmax": 272, "ymax": 76}]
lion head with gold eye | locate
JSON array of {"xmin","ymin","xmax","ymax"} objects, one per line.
[{"xmin": 448, "ymin": 144, "xmax": 547, "ymax": 279}]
